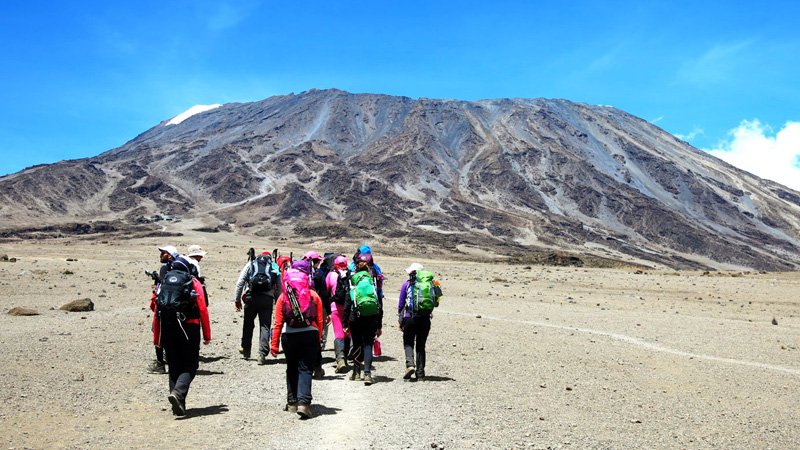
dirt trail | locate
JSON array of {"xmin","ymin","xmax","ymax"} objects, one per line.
[{"xmin": 2, "ymin": 232, "xmax": 800, "ymax": 449}]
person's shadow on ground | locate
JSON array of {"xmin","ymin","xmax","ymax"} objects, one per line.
[
  {"xmin": 199, "ymin": 355, "xmax": 228, "ymax": 363},
  {"xmin": 414, "ymin": 375, "xmax": 454, "ymax": 382},
  {"xmin": 196, "ymin": 369, "xmax": 225, "ymax": 376},
  {"xmin": 179, "ymin": 404, "xmax": 229, "ymax": 419},
  {"xmin": 310, "ymin": 404, "xmax": 341, "ymax": 417}
]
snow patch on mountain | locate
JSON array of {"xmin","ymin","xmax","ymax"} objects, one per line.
[{"xmin": 166, "ymin": 104, "xmax": 222, "ymax": 125}]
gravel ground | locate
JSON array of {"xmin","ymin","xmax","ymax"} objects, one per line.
[{"xmin": 1, "ymin": 232, "xmax": 800, "ymax": 449}]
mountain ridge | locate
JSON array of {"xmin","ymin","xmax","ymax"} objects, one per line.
[{"xmin": 2, "ymin": 89, "xmax": 799, "ymax": 271}]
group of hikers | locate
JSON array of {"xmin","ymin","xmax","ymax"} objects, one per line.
[{"xmin": 148, "ymin": 244, "xmax": 443, "ymax": 419}]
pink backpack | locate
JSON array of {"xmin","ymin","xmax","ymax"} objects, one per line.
[{"xmin": 283, "ymin": 268, "xmax": 317, "ymax": 328}]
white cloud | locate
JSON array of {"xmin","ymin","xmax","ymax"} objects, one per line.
[
  {"xmin": 675, "ymin": 127, "xmax": 704, "ymax": 141},
  {"xmin": 676, "ymin": 40, "xmax": 754, "ymax": 86},
  {"xmin": 706, "ymin": 120, "xmax": 800, "ymax": 191},
  {"xmin": 205, "ymin": 2, "xmax": 254, "ymax": 31}
]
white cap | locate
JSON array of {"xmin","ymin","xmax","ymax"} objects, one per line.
[
  {"xmin": 187, "ymin": 245, "xmax": 207, "ymax": 257},
  {"xmin": 405, "ymin": 262, "xmax": 424, "ymax": 274},
  {"xmin": 158, "ymin": 245, "xmax": 179, "ymax": 257}
]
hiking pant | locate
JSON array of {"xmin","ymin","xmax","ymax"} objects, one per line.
[
  {"xmin": 402, "ymin": 315, "xmax": 431, "ymax": 372},
  {"xmin": 353, "ymin": 316, "xmax": 380, "ymax": 374},
  {"xmin": 281, "ymin": 329, "xmax": 317, "ymax": 405},
  {"xmin": 161, "ymin": 320, "xmax": 200, "ymax": 402},
  {"xmin": 321, "ymin": 321, "xmax": 330, "ymax": 349},
  {"xmin": 155, "ymin": 346, "xmax": 165, "ymax": 364},
  {"xmin": 330, "ymin": 303, "xmax": 348, "ymax": 361},
  {"xmin": 241, "ymin": 294, "xmax": 273, "ymax": 356}
]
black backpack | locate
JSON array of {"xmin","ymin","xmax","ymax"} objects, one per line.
[
  {"xmin": 156, "ymin": 270, "xmax": 197, "ymax": 320},
  {"xmin": 332, "ymin": 269, "xmax": 351, "ymax": 305},
  {"xmin": 249, "ymin": 255, "xmax": 275, "ymax": 294}
]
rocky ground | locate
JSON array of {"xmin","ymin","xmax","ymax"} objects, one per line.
[{"xmin": 1, "ymin": 230, "xmax": 799, "ymax": 449}]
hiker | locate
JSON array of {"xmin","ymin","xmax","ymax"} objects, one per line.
[
  {"xmin": 276, "ymin": 254, "xmax": 293, "ymax": 277},
  {"xmin": 270, "ymin": 259, "xmax": 324, "ymax": 419},
  {"xmin": 187, "ymin": 245, "xmax": 209, "ymax": 305},
  {"xmin": 343, "ymin": 253, "xmax": 383, "ymax": 385},
  {"xmin": 306, "ymin": 251, "xmax": 331, "ymax": 350},
  {"xmin": 325, "ymin": 255, "xmax": 351, "ymax": 373},
  {"xmin": 233, "ymin": 250, "xmax": 282, "ymax": 365},
  {"xmin": 301, "ymin": 251, "xmax": 327, "ymax": 380},
  {"xmin": 153, "ymin": 255, "xmax": 211, "ymax": 416},
  {"xmin": 398, "ymin": 263, "xmax": 441, "ymax": 380},
  {"xmin": 148, "ymin": 245, "xmax": 178, "ymax": 374},
  {"xmin": 349, "ymin": 244, "xmax": 385, "ymax": 303}
]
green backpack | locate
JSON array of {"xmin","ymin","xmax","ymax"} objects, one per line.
[
  {"xmin": 350, "ymin": 270, "xmax": 379, "ymax": 317},
  {"xmin": 411, "ymin": 270, "xmax": 438, "ymax": 313}
]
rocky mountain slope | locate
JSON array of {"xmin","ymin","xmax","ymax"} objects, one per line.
[{"xmin": 2, "ymin": 89, "xmax": 799, "ymax": 270}]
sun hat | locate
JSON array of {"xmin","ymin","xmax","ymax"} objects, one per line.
[
  {"xmin": 291, "ymin": 259, "xmax": 312, "ymax": 275},
  {"xmin": 303, "ymin": 250, "xmax": 322, "ymax": 261},
  {"xmin": 187, "ymin": 245, "xmax": 207, "ymax": 258},
  {"xmin": 158, "ymin": 245, "xmax": 179, "ymax": 257},
  {"xmin": 405, "ymin": 262, "xmax": 424, "ymax": 274},
  {"xmin": 334, "ymin": 255, "xmax": 348, "ymax": 269}
]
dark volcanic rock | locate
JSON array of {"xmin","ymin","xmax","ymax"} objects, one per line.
[{"xmin": 60, "ymin": 298, "xmax": 94, "ymax": 312}]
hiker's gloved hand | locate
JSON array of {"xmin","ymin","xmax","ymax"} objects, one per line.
[
  {"xmin": 235, "ymin": 300, "xmax": 242, "ymax": 312},
  {"xmin": 270, "ymin": 346, "xmax": 278, "ymax": 357}
]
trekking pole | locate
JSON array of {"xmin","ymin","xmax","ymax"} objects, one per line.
[
  {"xmin": 145, "ymin": 270, "xmax": 160, "ymax": 285},
  {"xmin": 284, "ymin": 281, "xmax": 305, "ymax": 324}
]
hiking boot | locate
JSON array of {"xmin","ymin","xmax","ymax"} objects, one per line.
[
  {"xmin": 239, "ymin": 347, "xmax": 250, "ymax": 359},
  {"xmin": 404, "ymin": 366, "xmax": 416, "ymax": 380},
  {"xmin": 363, "ymin": 373, "xmax": 374, "ymax": 385},
  {"xmin": 148, "ymin": 360, "xmax": 166, "ymax": 374},
  {"xmin": 284, "ymin": 402, "xmax": 297, "ymax": 413},
  {"xmin": 297, "ymin": 403, "xmax": 314, "ymax": 419},
  {"xmin": 335, "ymin": 359, "xmax": 347, "ymax": 373},
  {"xmin": 313, "ymin": 365, "xmax": 325, "ymax": 380},
  {"xmin": 349, "ymin": 369, "xmax": 360, "ymax": 381},
  {"xmin": 359, "ymin": 372, "xmax": 365, "ymax": 381},
  {"xmin": 168, "ymin": 392, "xmax": 186, "ymax": 416},
  {"xmin": 416, "ymin": 369, "xmax": 425, "ymax": 380},
  {"xmin": 257, "ymin": 354, "xmax": 267, "ymax": 365}
]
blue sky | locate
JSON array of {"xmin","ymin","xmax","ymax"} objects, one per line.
[{"xmin": 1, "ymin": 1, "xmax": 799, "ymax": 188}]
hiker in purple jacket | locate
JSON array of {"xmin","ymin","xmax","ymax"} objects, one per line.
[{"xmin": 397, "ymin": 262, "xmax": 431, "ymax": 381}]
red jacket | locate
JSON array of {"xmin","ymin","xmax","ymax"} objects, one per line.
[
  {"xmin": 153, "ymin": 277, "xmax": 211, "ymax": 346},
  {"xmin": 270, "ymin": 290, "xmax": 323, "ymax": 354}
]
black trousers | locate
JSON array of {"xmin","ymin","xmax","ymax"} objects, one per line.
[
  {"xmin": 281, "ymin": 330, "xmax": 317, "ymax": 405},
  {"xmin": 161, "ymin": 320, "xmax": 201, "ymax": 401},
  {"xmin": 402, "ymin": 315, "xmax": 431, "ymax": 371},
  {"xmin": 241, "ymin": 294, "xmax": 273, "ymax": 356},
  {"xmin": 350, "ymin": 316, "xmax": 380, "ymax": 372}
]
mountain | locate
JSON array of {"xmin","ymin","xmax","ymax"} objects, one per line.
[{"xmin": 2, "ymin": 88, "xmax": 800, "ymax": 270}]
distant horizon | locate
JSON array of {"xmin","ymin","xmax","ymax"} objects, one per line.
[{"xmin": 2, "ymin": 1, "xmax": 798, "ymax": 189}]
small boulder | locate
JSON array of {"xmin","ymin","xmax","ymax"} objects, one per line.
[
  {"xmin": 0, "ymin": 254, "xmax": 8, "ymax": 262},
  {"xmin": 60, "ymin": 298, "xmax": 94, "ymax": 312},
  {"xmin": 8, "ymin": 307, "xmax": 39, "ymax": 316}
]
